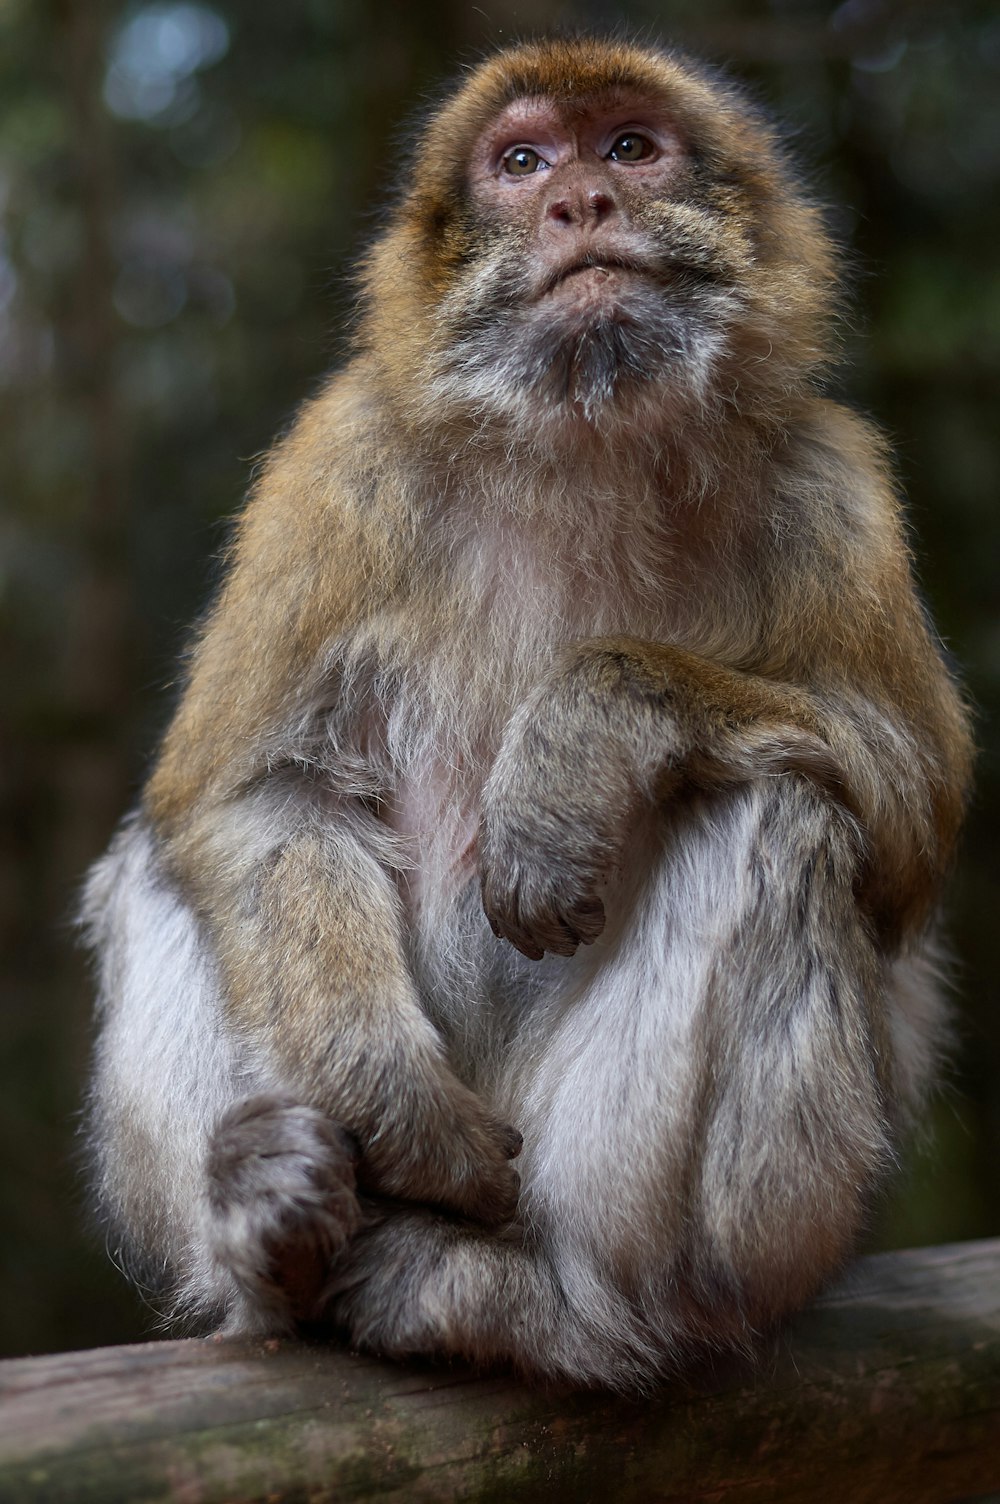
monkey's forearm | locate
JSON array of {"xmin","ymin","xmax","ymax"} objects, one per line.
[
  {"xmin": 552, "ymin": 637, "xmax": 845, "ymax": 787},
  {"xmin": 159, "ymin": 795, "xmax": 520, "ymax": 1224},
  {"xmin": 481, "ymin": 636, "xmax": 959, "ymax": 957},
  {"xmin": 601, "ymin": 637, "xmax": 965, "ymax": 938}
]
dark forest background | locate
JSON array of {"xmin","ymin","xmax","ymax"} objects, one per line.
[{"xmin": 1, "ymin": 0, "xmax": 998, "ymax": 1358}]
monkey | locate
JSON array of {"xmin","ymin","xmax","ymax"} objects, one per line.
[{"xmin": 82, "ymin": 35, "xmax": 973, "ymax": 1390}]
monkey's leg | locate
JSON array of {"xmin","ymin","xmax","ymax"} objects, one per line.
[
  {"xmin": 85, "ymin": 819, "xmax": 371, "ymax": 1331},
  {"xmin": 331, "ymin": 778, "xmax": 901, "ymax": 1388},
  {"xmin": 85, "ymin": 808, "xmax": 519, "ymax": 1333}
]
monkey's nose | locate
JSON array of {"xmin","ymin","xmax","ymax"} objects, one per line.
[{"xmin": 545, "ymin": 186, "xmax": 617, "ymax": 228}]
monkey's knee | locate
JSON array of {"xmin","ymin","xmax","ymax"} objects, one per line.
[
  {"xmin": 693, "ymin": 804, "xmax": 891, "ymax": 1317},
  {"xmin": 206, "ymin": 1094, "xmax": 363, "ymax": 1332},
  {"xmin": 634, "ymin": 778, "xmax": 890, "ymax": 1327},
  {"xmin": 752, "ymin": 772, "xmax": 864, "ymax": 888}
]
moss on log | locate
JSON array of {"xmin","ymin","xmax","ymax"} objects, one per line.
[{"xmin": 1, "ymin": 1240, "xmax": 999, "ymax": 1503}]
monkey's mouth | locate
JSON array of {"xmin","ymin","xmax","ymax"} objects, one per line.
[{"xmin": 541, "ymin": 255, "xmax": 655, "ymax": 298}]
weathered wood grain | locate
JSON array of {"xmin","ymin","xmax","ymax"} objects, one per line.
[{"xmin": 1, "ymin": 1240, "xmax": 998, "ymax": 1503}]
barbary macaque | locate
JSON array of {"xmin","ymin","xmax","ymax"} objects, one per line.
[{"xmin": 83, "ymin": 36, "xmax": 972, "ymax": 1389}]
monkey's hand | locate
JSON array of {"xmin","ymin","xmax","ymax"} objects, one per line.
[
  {"xmin": 355, "ymin": 1062, "xmax": 523, "ymax": 1229},
  {"xmin": 479, "ymin": 688, "xmax": 638, "ymax": 960},
  {"xmin": 480, "ymin": 812, "xmax": 613, "ymax": 961}
]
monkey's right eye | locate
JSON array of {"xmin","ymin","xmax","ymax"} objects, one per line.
[{"xmin": 503, "ymin": 147, "xmax": 544, "ymax": 176}]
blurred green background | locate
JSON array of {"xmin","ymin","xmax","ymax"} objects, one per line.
[{"xmin": 1, "ymin": 0, "xmax": 997, "ymax": 1359}]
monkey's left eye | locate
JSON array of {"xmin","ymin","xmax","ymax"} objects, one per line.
[
  {"xmin": 608, "ymin": 133, "xmax": 655, "ymax": 163},
  {"xmin": 503, "ymin": 147, "xmax": 545, "ymax": 176}
]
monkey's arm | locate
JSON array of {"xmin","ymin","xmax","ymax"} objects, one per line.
[
  {"xmin": 482, "ymin": 414, "xmax": 971, "ymax": 961},
  {"xmin": 481, "ymin": 635, "xmax": 964, "ymax": 958},
  {"xmin": 144, "ymin": 382, "xmax": 520, "ymax": 1225}
]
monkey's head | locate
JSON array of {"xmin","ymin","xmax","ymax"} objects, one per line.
[{"xmin": 361, "ymin": 38, "xmax": 837, "ymax": 441}]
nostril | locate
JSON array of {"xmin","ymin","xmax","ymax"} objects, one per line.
[{"xmin": 545, "ymin": 187, "xmax": 615, "ymax": 228}]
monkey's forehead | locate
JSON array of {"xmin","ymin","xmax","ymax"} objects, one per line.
[
  {"xmin": 468, "ymin": 89, "xmax": 677, "ymax": 137},
  {"xmin": 430, "ymin": 40, "xmax": 751, "ymax": 141}
]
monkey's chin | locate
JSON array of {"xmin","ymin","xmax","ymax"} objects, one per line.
[
  {"xmin": 527, "ymin": 301, "xmax": 702, "ymax": 426},
  {"xmin": 431, "ymin": 278, "xmax": 725, "ymax": 436}
]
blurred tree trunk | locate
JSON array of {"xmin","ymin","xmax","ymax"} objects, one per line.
[
  {"xmin": 345, "ymin": 0, "xmax": 564, "ymax": 207},
  {"xmin": 49, "ymin": 0, "xmax": 133, "ymax": 888}
]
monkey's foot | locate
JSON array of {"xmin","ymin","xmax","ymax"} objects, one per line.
[
  {"xmin": 327, "ymin": 1209, "xmax": 476, "ymax": 1361},
  {"xmin": 206, "ymin": 1093, "xmax": 362, "ymax": 1328},
  {"xmin": 326, "ymin": 1210, "xmax": 610, "ymax": 1385}
]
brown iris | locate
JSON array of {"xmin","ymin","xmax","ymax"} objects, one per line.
[
  {"xmin": 504, "ymin": 147, "xmax": 543, "ymax": 175},
  {"xmin": 608, "ymin": 133, "xmax": 653, "ymax": 162}
]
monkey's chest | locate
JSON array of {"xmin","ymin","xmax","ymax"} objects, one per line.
[{"xmin": 388, "ymin": 765, "xmax": 481, "ymax": 901}]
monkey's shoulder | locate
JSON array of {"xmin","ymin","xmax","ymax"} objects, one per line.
[
  {"xmin": 247, "ymin": 365, "xmax": 397, "ymax": 519},
  {"xmin": 218, "ymin": 365, "xmax": 428, "ymax": 609},
  {"xmin": 762, "ymin": 396, "xmax": 907, "ymax": 563}
]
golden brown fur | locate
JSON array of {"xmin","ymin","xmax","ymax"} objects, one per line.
[{"xmin": 84, "ymin": 37, "xmax": 972, "ymax": 1388}]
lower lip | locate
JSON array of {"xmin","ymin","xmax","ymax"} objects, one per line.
[
  {"xmin": 544, "ymin": 265, "xmax": 646, "ymax": 301},
  {"xmin": 560, "ymin": 264, "xmax": 630, "ymax": 283}
]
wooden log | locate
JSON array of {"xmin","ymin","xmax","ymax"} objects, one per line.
[{"xmin": 1, "ymin": 1240, "xmax": 999, "ymax": 1503}]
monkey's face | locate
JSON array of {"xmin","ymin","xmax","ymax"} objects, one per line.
[
  {"xmin": 365, "ymin": 41, "xmax": 834, "ymax": 440},
  {"xmin": 435, "ymin": 92, "xmax": 754, "ymax": 427}
]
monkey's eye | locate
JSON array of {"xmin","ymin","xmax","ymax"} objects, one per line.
[
  {"xmin": 503, "ymin": 147, "xmax": 544, "ymax": 176},
  {"xmin": 608, "ymin": 133, "xmax": 655, "ymax": 163}
]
